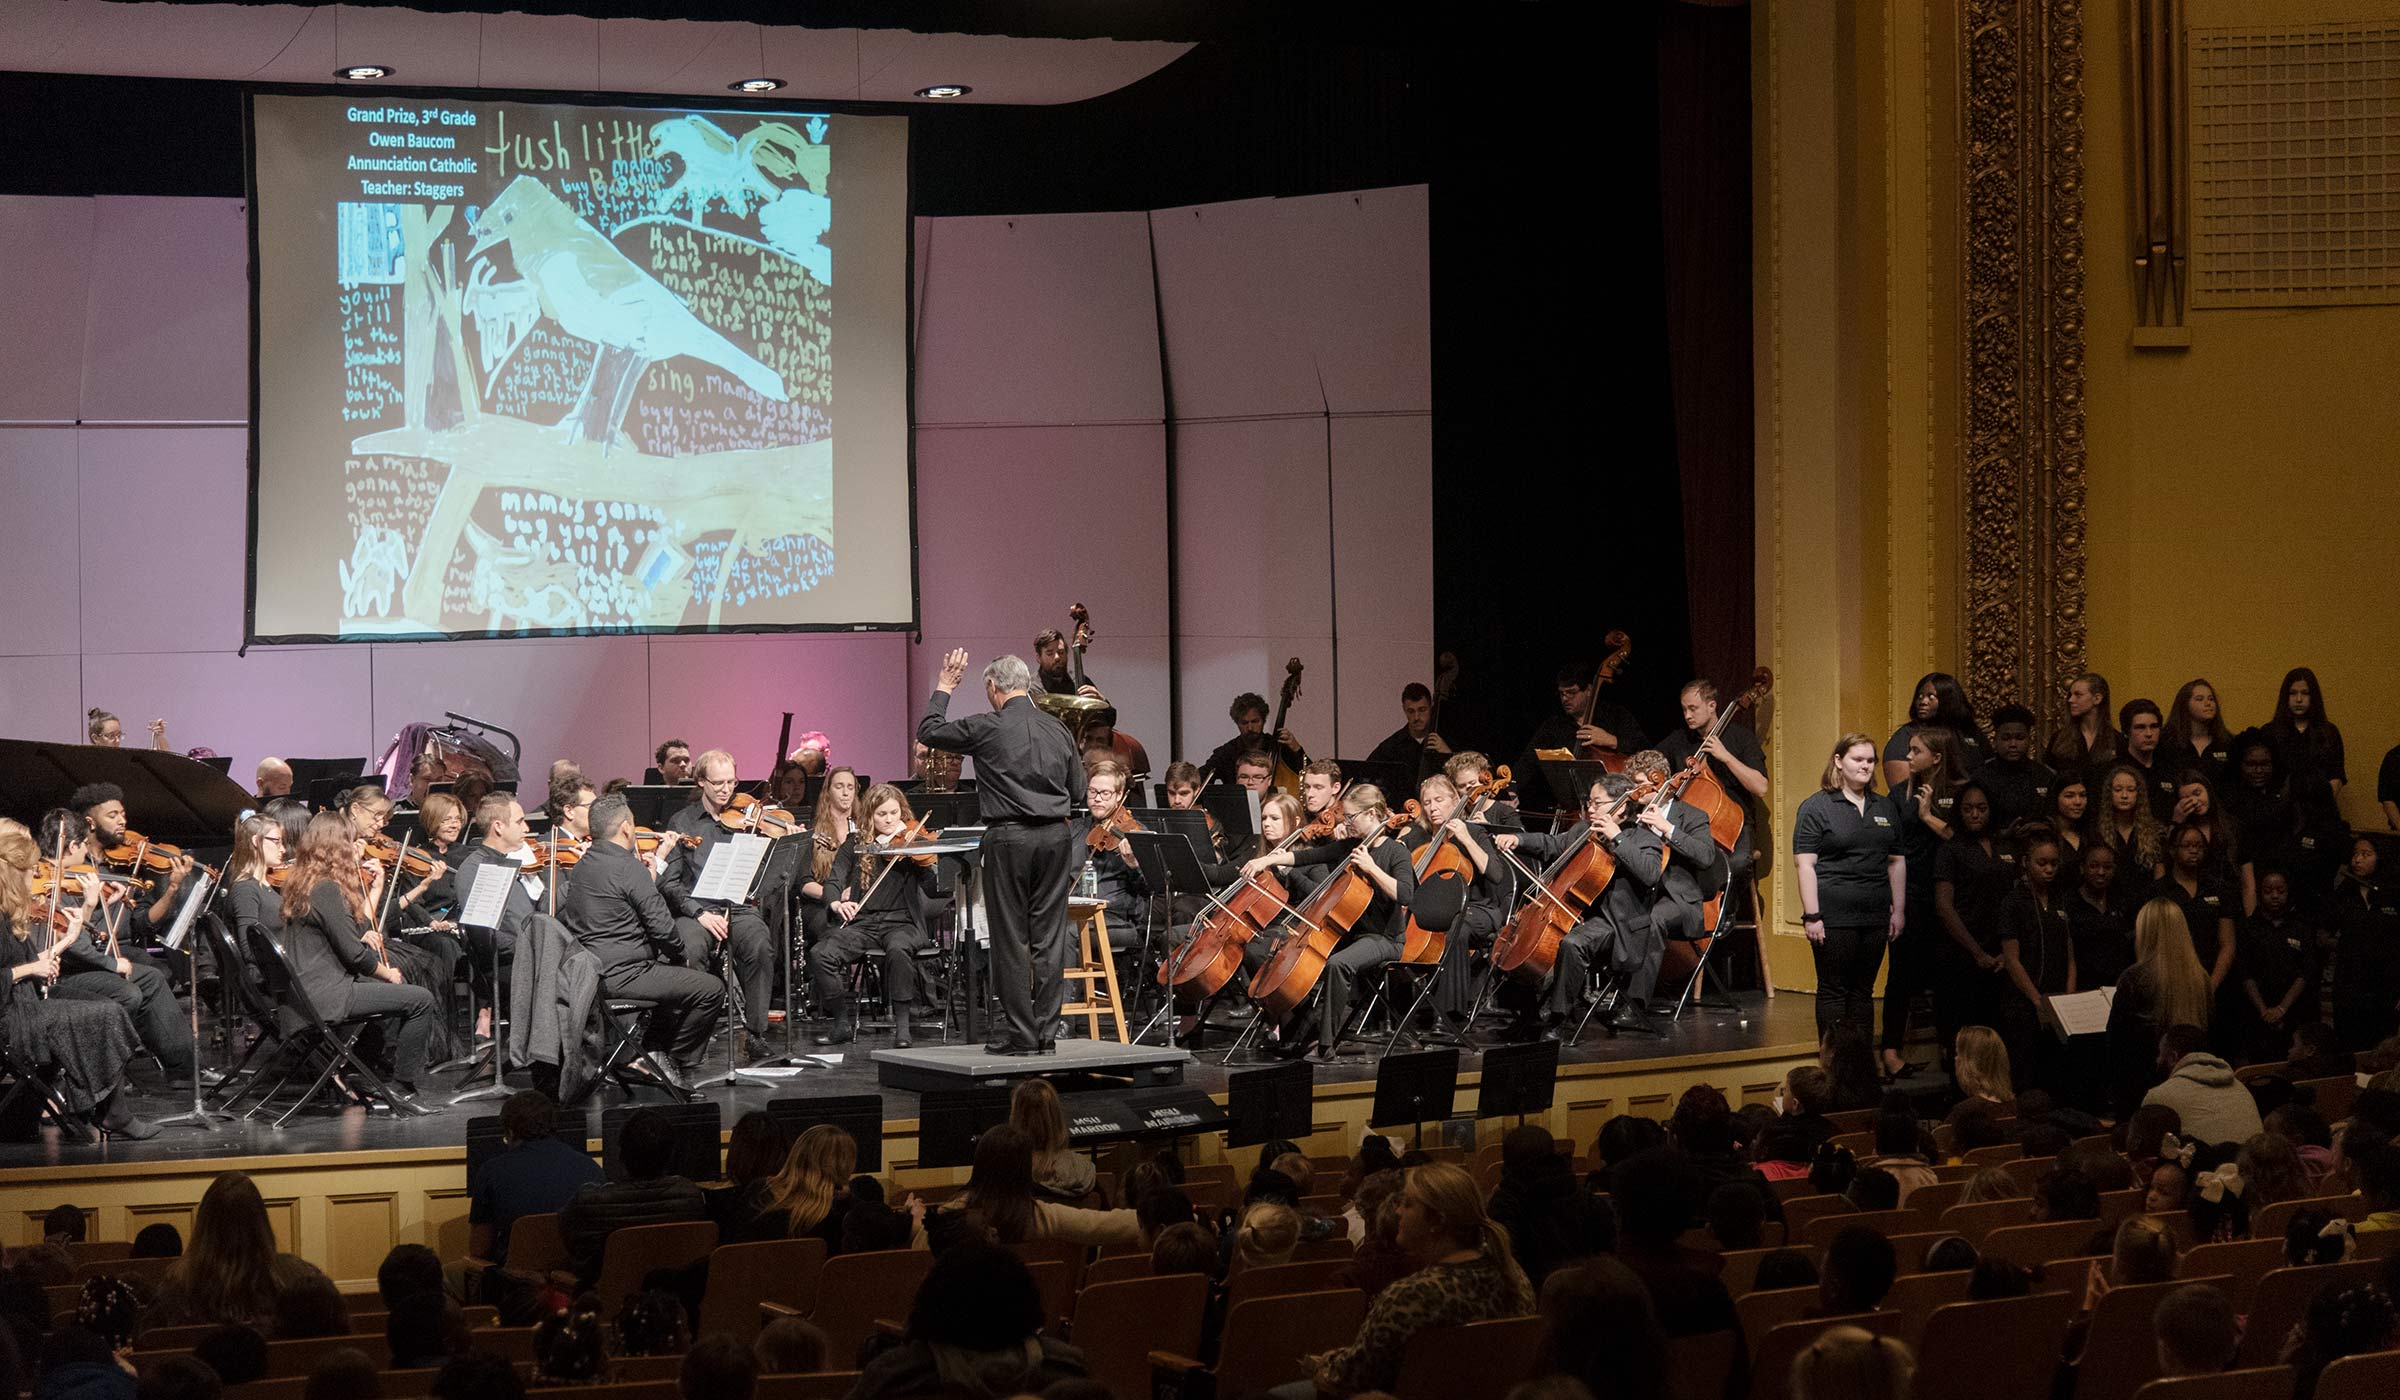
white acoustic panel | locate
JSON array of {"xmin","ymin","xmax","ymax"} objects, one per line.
[
  {"xmin": 1171, "ymin": 634, "xmax": 1338, "ymax": 771},
  {"xmin": 0, "ymin": 656, "xmax": 87, "ymax": 747},
  {"xmin": 0, "ymin": 198, "xmax": 95, "ymax": 422},
  {"xmin": 914, "ymin": 213, "xmax": 1164, "ymax": 427},
  {"xmin": 1274, "ymin": 188, "xmax": 1433, "ymax": 416},
  {"xmin": 0, "ymin": 430, "xmax": 83, "ymax": 657},
  {"xmin": 82, "ymin": 647, "xmax": 372, "ymax": 787},
  {"xmin": 76, "ymin": 427, "xmax": 247, "ymax": 655},
  {"xmin": 646, "ymin": 631, "xmax": 913, "ymax": 788},
  {"xmin": 1147, "ymin": 199, "xmax": 1323, "ymax": 422},
  {"xmin": 1171, "ymin": 417, "xmax": 1334, "ymax": 642},
  {"xmin": 1330, "ymin": 413, "xmax": 1433, "ymax": 753},
  {"xmin": 78, "ymin": 197, "xmax": 248, "ymax": 424},
  {"xmin": 366, "ymin": 636, "xmax": 654, "ymax": 796}
]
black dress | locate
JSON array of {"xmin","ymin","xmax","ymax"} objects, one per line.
[{"xmin": 0, "ymin": 914, "xmax": 144, "ymax": 1114}]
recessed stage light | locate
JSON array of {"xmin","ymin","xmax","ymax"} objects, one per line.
[
  {"xmin": 728, "ymin": 77, "xmax": 787, "ymax": 94},
  {"xmin": 915, "ymin": 84, "xmax": 971, "ymax": 99},
  {"xmin": 334, "ymin": 64, "xmax": 395, "ymax": 81}
]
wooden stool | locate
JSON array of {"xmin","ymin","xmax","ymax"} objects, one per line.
[{"xmin": 1061, "ymin": 897, "xmax": 1129, "ymax": 1043}]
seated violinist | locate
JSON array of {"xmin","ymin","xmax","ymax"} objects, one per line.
[
  {"xmin": 37, "ymin": 808, "xmax": 196, "ymax": 1083},
  {"xmin": 557, "ymin": 794, "xmax": 725, "ymax": 1090},
  {"xmin": 657, "ymin": 750, "xmax": 777, "ymax": 1060},
  {"xmin": 812, "ymin": 783, "xmax": 940, "ymax": 1048},
  {"xmin": 450, "ymin": 793, "xmax": 544, "ymax": 1021},
  {"xmin": 73, "ymin": 784, "xmax": 199, "ymax": 965},
  {"xmin": 281, "ymin": 809, "xmax": 437, "ymax": 1103},
  {"xmin": 1070, "ymin": 759, "xmax": 1151, "ymax": 957},
  {"xmin": 335, "ymin": 785, "xmax": 465, "ymax": 1061}
]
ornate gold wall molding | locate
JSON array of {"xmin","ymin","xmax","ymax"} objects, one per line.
[{"xmin": 1961, "ymin": 0, "xmax": 2088, "ymax": 712}]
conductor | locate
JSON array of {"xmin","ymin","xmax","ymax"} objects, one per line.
[{"xmin": 918, "ymin": 650, "xmax": 1082, "ymax": 1056}]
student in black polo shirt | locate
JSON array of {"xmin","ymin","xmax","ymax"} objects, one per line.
[
  {"xmin": 1881, "ymin": 672, "xmax": 1989, "ymax": 792},
  {"xmin": 468, "ymin": 1090, "xmax": 603, "ymax": 1265},
  {"xmin": 2048, "ymin": 772, "xmax": 2093, "ymax": 871},
  {"xmin": 2236, "ymin": 868, "xmax": 2318, "ymax": 1064},
  {"xmin": 1792, "ymin": 733, "xmax": 1906, "ymax": 1041},
  {"xmin": 1889, "ymin": 726, "xmax": 1967, "ymax": 1077},
  {"xmin": 2119, "ymin": 700, "xmax": 2180, "ymax": 822},
  {"xmin": 1996, "ymin": 826, "xmax": 2075, "ymax": 1092},
  {"xmin": 1974, "ymin": 703, "xmax": 2058, "ymax": 830},
  {"xmin": 2164, "ymin": 679, "xmax": 2237, "ymax": 793},
  {"xmin": 2158, "ymin": 822, "xmax": 2240, "ymax": 1049},
  {"xmin": 1934, "ymin": 782, "xmax": 2017, "ymax": 1046},
  {"xmin": 2066, "ymin": 843, "xmax": 2137, "ymax": 989},
  {"xmin": 2379, "ymin": 741, "xmax": 2400, "ymax": 834}
]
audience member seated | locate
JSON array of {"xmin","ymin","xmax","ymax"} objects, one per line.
[
  {"xmin": 677, "ymin": 1335, "xmax": 756, "ymax": 1400},
  {"xmin": 1922, "ymin": 1236, "xmax": 1978, "ymax": 1274},
  {"xmin": 1612, "ymin": 1148, "xmax": 1739, "ymax": 1338},
  {"xmin": 613, "ymin": 1291, "xmax": 689, "ymax": 1358},
  {"xmin": 2079, "ymin": 1214, "xmax": 2181, "ymax": 1326},
  {"xmin": 1487, "ymin": 1124, "xmax": 1609, "ymax": 1288},
  {"xmin": 919, "ymin": 1125, "xmax": 1142, "ymax": 1252},
  {"xmin": 1136, "ymin": 1186, "xmax": 1197, "ymax": 1242},
  {"xmin": 1958, "ymin": 1168, "xmax": 2022, "ymax": 1205},
  {"xmin": 1846, "ymin": 1168, "xmax": 1901, "ymax": 1213},
  {"xmin": 1752, "ymin": 1250, "xmax": 1820, "ymax": 1293},
  {"xmin": 1533, "ymin": 1258, "xmax": 1665, "ymax": 1400},
  {"xmin": 147, "ymin": 1174, "xmax": 333, "ymax": 1329},
  {"xmin": 707, "ymin": 1110, "xmax": 793, "ymax": 1243},
  {"xmin": 1333, "ymin": 1174, "xmax": 1418, "ymax": 1302},
  {"xmin": 1952, "ymin": 1110, "xmax": 2011, "ymax": 1157},
  {"xmin": 430, "ymin": 1353, "xmax": 526, "ymax": 1400},
  {"xmin": 1593, "ymin": 1117, "xmax": 1668, "ymax": 1192},
  {"xmin": 2266, "ymin": 1104, "xmax": 2336, "ymax": 1187},
  {"xmin": 1861, "ymin": 1109, "xmax": 1939, "ymax": 1205},
  {"xmin": 2121, "ymin": 1103, "xmax": 2182, "ymax": 1174},
  {"xmin": 379, "ymin": 1243, "xmax": 443, "ymax": 1311},
  {"xmin": 300, "ymin": 1348, "xmax": 377, "ymax": 1400},
  {"xmin": 1967, "ymin": 1258, "xmax": 2030, "ymax": 1300},
  {"xmin": 2060, "ymin": 1141, "xmax": 2137, "ymax": 1193},
  {"xmin": 1670, "ymin": 1088, "xmax": 1779, "ymax": 1219},
  {"xmin": 1808, "ymin": 1145, "xmax": 1858, "ymax": 1199},
  {"xmin": 850, "ymin": 1243, "xmax": 1089, "ymax": 1400},
  {"xmin": 556, "ymin": 1108, "xmax": 707, "ymax": 1288},
  {"xmin": 1275, "ymin": 1163, "xmax": 1536, "ymax": 1400},
  {"xmin": 2285, "ymin": 1021, "xmax": 2353, "ymax": 1080},
  {"xmin": 136, "ymin": 1355, "xmax": 225, "ymax": 1400},
  {"xmin": 1151, "ymin": 1221, "xmax": 1220, "ymax": 1279},
  {"xmin": 470, "ymin": 1091, "xmax": 605, "ymax": 1266},
  {"xmin": 1946, "ymin": 1027, "xmax": 2017, "ymax": 1125},
  {"xmin": 753, "ymin": 1125, "xmax": 859, "ymax": 1251},
  {"xmin": 2283, "ymin": 1286, "xmax": 2396, "ymax": 1400},
  {"xmin": 270, "ymin": 1271, "xmax": 352, "ymax": 1340},
  {"xmin": 386, "ymin": 1292, "xmax": 470, "ymax": 1370},
  {"xmin": 42, "ymin": 1207, "xmax": 84, "ymax": 1247},
  {"xmin": 1236, "ymin": 1204, "xmax": 1302, "ymax": 1271},
  {"xmin": 2030, "ymin": 1167, "xmax": 2100, "ymax": 1224},
  {"xmin": 753, "ymin": 1315, "xmax": 829, "ymax": 1376},
  {"xmin": 41, "ymin": 1327, "xmax": 132, "ymax": 1400},
  {"xmin": 531, "ymin": 1296, "xmax": 609, "ymax": 1387},
  {"xmin": 1706, "ymin": 1182, "xmax": 1768, "ymax": 1250},
  {"xmin": 839, "ymin": 1178, "xmax": 913, "ymax": 1254},
  {"xmin": 2018, "ymin": 1121, "xmax": 2073, "ymax": 1159},
  {"xmin": 1789, "ymin": 1325, "xmax": 1914, "ymax": 1400},
  {"xmin": 1819, "ymin": 1227, "xmax": 1898, "ymax": 1316},
  {"xmin": 73, "ymin": 1278, "xmax": 138, "ymax": 1355},
  {"xmin": 130, "ymin": 1226, "xmax": 182, "ymax": 1260},
  {"xmin": 2353, "ymin": 1144, "xmax": 2400, "ymax": 1233},
  {"xmin": 1012, "ymin": 1079, "xmax": 1098, "ymax": 1202},
  {"xmin": 2142, "ymin": 1024, "xmax": 2264, "ymax": 1146}
]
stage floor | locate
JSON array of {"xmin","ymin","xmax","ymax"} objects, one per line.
[{"xmin": 0, "ymin": 990, "xmax": 1821, "ymax": 1170}]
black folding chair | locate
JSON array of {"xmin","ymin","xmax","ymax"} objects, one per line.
[{"xmin": 233, "ymin": 928, "xmax": 425, "ymax": 1126}]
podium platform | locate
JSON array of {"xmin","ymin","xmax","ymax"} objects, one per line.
[{"xmin": 870, "ymin": 1038, "xmax": 1192, "ymax": 1092}]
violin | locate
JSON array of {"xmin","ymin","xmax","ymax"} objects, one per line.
[
  {"xmin": 880, "ymin": 811, "xmax": 944, "ymax": 869},
  {"xmin": 102, "ymin": 830, "xmax": 218, "ymax": 880},
  {"xmin": 1084, "ymin": 803, "xmax": 1141, "ymax": 856},
  {"xmin": 716, "ymin": 793, "xmax": 804, "ymax": 839},
  {"xmin": 521, "ymin": 836, "xmax": 591, "ymax": 875},
  {"xmin": 1246, "ymin": 804, "xmax": 1414, "ymax": 1019},
  {"xmin": 1490, "ymin": 770, "xmax": 1665, "ymax": 983},
  {"xmin": 30, "ymin": 862, "xmax": 146, "ymax": 902},
  {"xmin": 633, "ymin": 828, "xmax": 705, "ymax": 857},
  {"xmin": 1575, "ymin": 630, "xmax": 1635, "ymax": 770},
  {"xmin": 363, "ymin": 834, "xmax": 438, "ymax": 880}
]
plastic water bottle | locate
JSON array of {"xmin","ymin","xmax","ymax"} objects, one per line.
[{"xmin": 1078, "ymin": 861, "xmax": 1099, "ymax": 899}]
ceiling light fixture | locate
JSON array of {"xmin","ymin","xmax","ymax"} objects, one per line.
[
  {"xmin": 915, "ymin": 84, "xmax": 971, "ymax": 99},
  {"xmin": 334, "ymin": 64, "xmax": 395, "ymax": 81},
  {"xmin": 728, "ymin": 76, "xmax": 786, "ymax": 94}
]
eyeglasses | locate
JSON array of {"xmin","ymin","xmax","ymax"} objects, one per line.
[{"xmin": 260, "ymin": 833, "xmax": 284, "ymax": 845}]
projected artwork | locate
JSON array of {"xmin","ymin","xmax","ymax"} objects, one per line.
[{"xmin": 249, "ymin": 97, "xmax": 914, "ymax": 641}]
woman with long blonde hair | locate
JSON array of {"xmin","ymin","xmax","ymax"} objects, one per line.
[
  {"xmin": 1010, "ymin": 1078, "xmax": 1095, "ymax": 1199},
  {"xmin": 2105, "ymin": 899, "xmax": 2213, "ymax": 1116},
  {"xmin": 757, "ymin": 1124, "xmax": 860, "ymax": 1247},
  {"xmin": 1303, "ymin": 1162, "xmax": 1536, "ymax": 1398},
  {"xmin": 0, "ymin": 830, "xmax": 151, "ymax": 1138},
  {"xmin": 1948, "ymin": 1026, "xmax": 2016, "ymax": 1122}
]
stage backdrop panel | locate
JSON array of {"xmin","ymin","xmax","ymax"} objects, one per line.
[{"xmin": 0, "ymin": 187, "xmax": 1427, "ymax": 801}]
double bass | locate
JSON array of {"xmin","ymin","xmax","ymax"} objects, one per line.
[
  {"xmin": 1575, "ymin": 631, "xmax": 1635, "ymax": 770},
  {"xmin": 1158, "ymin": 800, "xmax": 1344, "ymax": 1000},
  {"xmin": 1488, "ymin": 769, "xmax": 1665, "ymax": 983},
  {"xmin": 1395, "ymin": 764, "xmax": 1511, "ymax": 965},
  {"xmin": 1266, "ymin": 658, "xmax": 1306, "ymax": 798},
  {"xmin": 1245, "ymin": 804, "xmax": 1413, "ymax": 1019}
]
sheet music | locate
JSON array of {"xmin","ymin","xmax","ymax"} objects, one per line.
[
  {"xmin": 458, "ymin": 862, "xmax": 518, "ymax": 931},
  {"xmin": 2047, "ymin": 987, "xmax": 2114, "ymax": 1037},
  {"xmin": 162, "ymin": 870, "xmax": 215, "ymax": 952},
  {"xmin": 692, "ymin": 834, "xmax": 771, "ymax": 903}
]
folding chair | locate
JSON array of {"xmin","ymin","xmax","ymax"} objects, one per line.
[{"xmin": 230, "ymin": 928, "xmax": 425, "ymax": 1125}]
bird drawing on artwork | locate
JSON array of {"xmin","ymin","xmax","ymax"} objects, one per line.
[{"xmin": 468, "ymin": 175, "xmax": 789, "ymax": 451}]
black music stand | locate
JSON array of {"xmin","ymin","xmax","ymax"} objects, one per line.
[
  {"xmin": 1124, "ymin": 826, "xmax": 1213, "ymax": 1041},
  {"xmin": 621, "ymin": 785, "xmax": 688, "ymax": 830},
  {"xmin": 916, "ymin": 1086, "xmax": 1014, "ymax": 1169},
  {"xmin": 1538, "ymin": 760, "xmax": 1616, "ymax": 819},
  {"xmin": 600, "ymin": 1101, "xmax": 723, "ymax": 1182},
  {"xmin": 1369, "ymin": 1047, "xmax": 1461, "ymax": 1146},
  {"xmin": 1224, "ymin": 1060, "xmax": 1314, "ymax": 1149},
  {"xmin": 1476, "ymin": 1040, "xmax": 1561, "ymax": 1123},
  {"xmin": 764, "ymin": 1095, "xmax": 886, "ymax": 1172},
  {"xmin": 1197, "ymin": 788, "xmax": 1257, "ymax": 847}
]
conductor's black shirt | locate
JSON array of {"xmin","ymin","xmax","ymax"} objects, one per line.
[{"xmin": 919, "ymin": 691, "xmax": 1081, "ymax": 823}]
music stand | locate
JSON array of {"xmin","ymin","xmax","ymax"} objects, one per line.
[
  {"xmin": 916, "ymin": 1086, "xmax": 1013, "ymax": 1170},
  {"xmin": 286, "ymin": 758, "xmax": 369, "ymax": 808},
  {"xmin": 1369, "ymin": 1048, "xmax": 1461, "ymax": 1146},
  {"xmin": 600, "ymin": 1101, "xmax": 723, "ymax": 1182},
  {"xmin": 1476, "ymin": 1040, "xmax": 1561, "ymax": 1123},
  {"xmin": 1538, "ymin": 761, "xmax": 1616, "ymax": 819},
  {"xmin": 1224, "ymin": 1060, "xmax": 1314, "ymax": 1149},
  {"xmin": 763, "ymin": 1095, "xmax": 886, "ymax": 1172},
  {"xmin": 620, "ymin": 785, "xmax": 687, "ymax": 831},
  {"xmin": 1125, "ymin": 825, "xmax": 1214, "ymax": 1041},
  {"xmin": 1335, "ymin": 759, "xmax": 1416, "ymax": 803},
  {"xmin": 1197, "ymin": 788, "xmax": 1257, "ymax": 847}
]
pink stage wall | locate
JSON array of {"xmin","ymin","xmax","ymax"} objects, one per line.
[{"xmin": 0, "ymin": 187, "xmax": 1429, "ymax": 791}]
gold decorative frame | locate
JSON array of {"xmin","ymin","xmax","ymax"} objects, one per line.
[{"xmin": 1961, "ymin": 0, "xmax": 2088, "ymax": 711}]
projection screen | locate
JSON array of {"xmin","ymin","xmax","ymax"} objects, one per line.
[{"xmin": 246, "ymin": 93, "xmax": 913, "ymax": 642}]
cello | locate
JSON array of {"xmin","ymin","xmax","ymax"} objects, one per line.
[
  {"xmin": 1669, "ymin": 668, "xmax": 1774, "ymax": 855},
  {"xmin": 1396, "ymin": 764, "xmax": 1511, "ymax": 965},
  {"xmin": 1573, "ymin": 630, "xmax": 1635, "ymax": 770},
  {"xmin": 1488, "ymin": 769, "xmax": 1665, "ymax": 983},
  {"xmin": 1245, "ymin": 803, "xmax": 1413, "ymax": 1019},
  {"xmin": 1158, "ymin": 799, "xmax": 1344, "ymax": 999}
]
